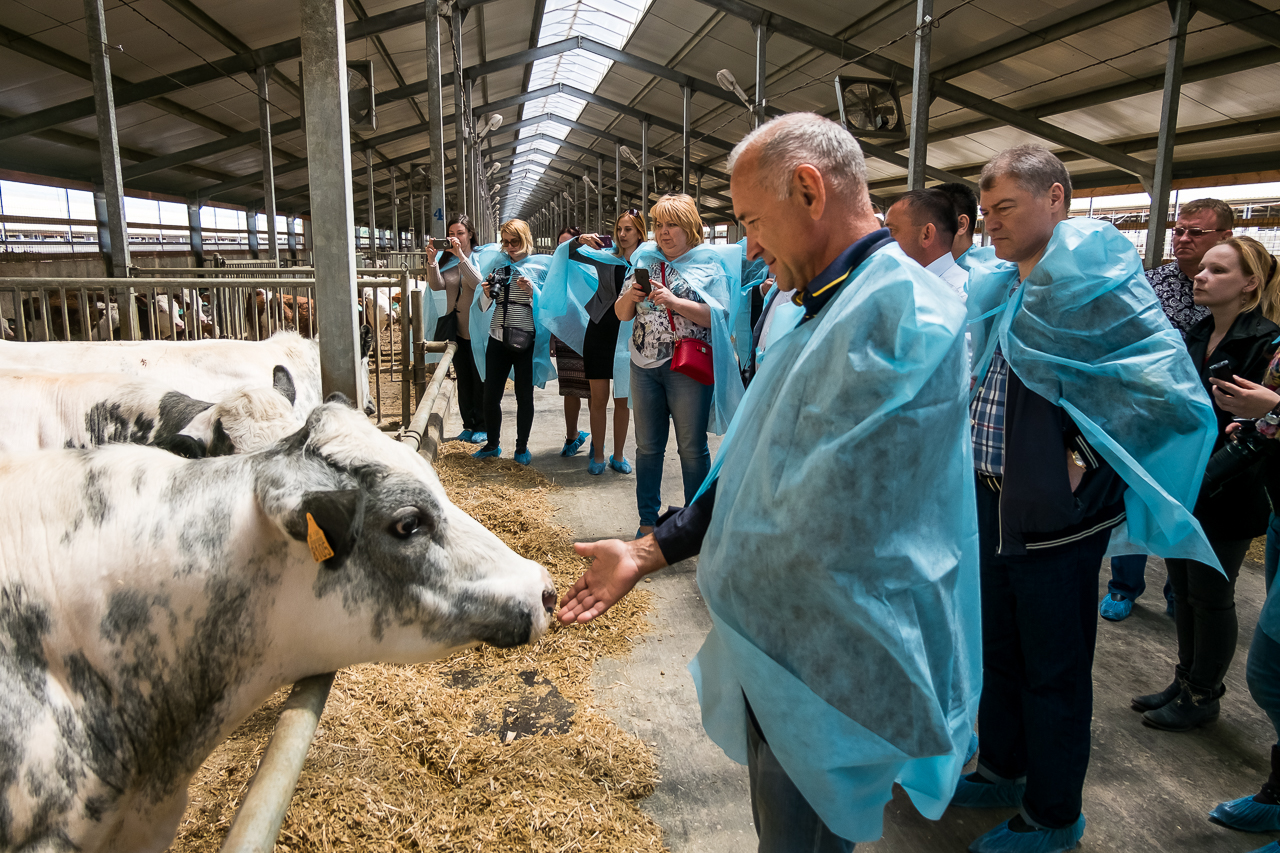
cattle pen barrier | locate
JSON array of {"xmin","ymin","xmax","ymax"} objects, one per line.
[{"xmin": 216, "ymin": 339, "xmax": 458, "ymax": 853}]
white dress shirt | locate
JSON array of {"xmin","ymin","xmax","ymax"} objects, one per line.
[{"xmin": 926, "ymin": 253, "xmax": 969, "ymax": 302}]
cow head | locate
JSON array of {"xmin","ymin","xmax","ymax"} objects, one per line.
[{"xmin": 253, "ymin": 400, "xmax": 554, "ymax": 659}]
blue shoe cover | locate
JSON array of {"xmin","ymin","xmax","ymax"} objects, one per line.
[
  {"xmin": 952, "ymin": 772, "xmax": 1026, "ymax": 808},
  {"xmin": 472, "ymin": 445, "xmax": 501, "ymax": 459},
  {"xmin": 969, "ymin": 815, "xmax": 1084, "ymax": 853},
  {"xmin": 514, "ymin": 450, "xmax": 532, "ymax": 466},
  {"xmin": 561, "ymin": 431, "xmax": 589, "ymax": 456},
  {"xmin": 609, "ymin": 455, "xmax": 633, "ymax": 474},
  {"xmin": 451, "ymin": 429, "xmax": 473, "ymax": 443},
  {"xmin": 1245, "ymin": 843, "xmax": 1280, "ymax": 853},
  {"xmin": 468, "ymin": 431, "xmax": 488, "ymax": 445},
  {"xmin": 588, "ymin": 457, "xmax": 606, "ymax": 475},
  {"xmin": 1099, "ymin": 594, "xmax": 1133, "ymax": 622},
  {"xmin": 1210, "ymin": 795, "xmax": 1280, "ymax": 832},
  {"xmin": 965, "ymin": 730, "xmax": 980, "ymax": 765}
]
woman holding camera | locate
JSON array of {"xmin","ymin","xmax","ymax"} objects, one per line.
[
  {"xmin": 425, "ymin": 214, "xmax": 484, "ymax": 444},
  {"xmin": 616, "ymin": 194, "xmax": 741, "ymax": 537},
  {"xmin": 468, "ymin": 219, "xmax": 554, "ymax": 466},
  {"xmin": 551, "ymin": 226, "xmax": 592, "ymax": 458},
  {"xmin": 1135, "ymin": 236, "xmax": 1280, "ymax": 733}
]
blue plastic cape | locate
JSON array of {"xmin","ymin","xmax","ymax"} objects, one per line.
[
  {"xmin": 467, "ymin": 245, "xmax": 556, "ymax": 387},
  {"xmin": 754, "ymin": 284, "xmax": 804, "ymax": 369},
  {"xmin": 536, "ymin": 239, "xmax": 635, "ymax": 398},
  {"xmin": 689, "ymin": 242, "xmax": 982, "ymax": 842},
  {"xmin": 721, "ymin": 238, "xmax": 770, "ymax": 368},
  {"xmin": 421, "ymin": 253, "xmax": 459, "ymax": 364},
  {"xmin": 628, "ymin": 241, "xmax": 745, "ymax": 433},
  {"xmin": 963, "ymin": 218, "xmax": 1219, "ymax": 569}
]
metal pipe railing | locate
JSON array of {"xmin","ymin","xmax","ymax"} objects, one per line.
[{"xmin": 402, "ymin": 340, "xmax": 456, "ymax": 453}]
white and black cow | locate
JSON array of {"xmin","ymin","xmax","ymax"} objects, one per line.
[
  {"xmin": 0, "ymin": 399, "xmax": 555, "ymax": 852},
  {"xmin": 0, "ymin": 368, "xmax": 302, "ymax": 458},
  {"xmin": 0, "ymin": 329, "xmax": 376, "ymax": 417}
]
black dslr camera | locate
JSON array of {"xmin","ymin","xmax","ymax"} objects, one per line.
[{"xmin": 1202, "ymin": 418, "xmax": 1277, "ymax": 498}]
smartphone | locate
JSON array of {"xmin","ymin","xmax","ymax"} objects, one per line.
[
  {"xmin": 599, "ymin": 235, "xmax": 614, "ymax": 249},
  {"xmin": 634, "ymin": 268, "xmax": 651, "ymax": 295},
  {"xmin": 1209, "ymin": 360, "xmax": 1235, "ymax": 383},
  {"xmin": 430, "ymin": 238, "xmax": 451, "ymax": 251}
]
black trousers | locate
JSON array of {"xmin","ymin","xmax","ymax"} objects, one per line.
[
  {"xmin": 482, "ymin": 337, "xmax": 535, "ymax": 453},
  {"xmin": 1165, "ymin": 536, "xmax": 1251, "ymax": 691},
  {"xmin": 453, "ymin": 336, "xmax": 485, "ymax": 432},
  {"xmin": 975, "ymin": 479, "xmax": 1110, "ymax": 829}
]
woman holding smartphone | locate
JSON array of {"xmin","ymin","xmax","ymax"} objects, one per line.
[
  {"xmin": 425, "ymin": 214, "xmax": 484, "ymax": 443},
  {"xmin": 468, "ymin": 219, "xmax": 554, "ymax": 465},
  {"xmin": 1135, "ymin": 236, "xmax": 1280, "ymax": 732},
  {"xmin": 615, "ymin": 194, "xmax": 741, "ymax": 537}
]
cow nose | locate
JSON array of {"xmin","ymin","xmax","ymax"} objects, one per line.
[{"xmin": 541, "ymin": 586, "xmax": 557, "ymax": 614}]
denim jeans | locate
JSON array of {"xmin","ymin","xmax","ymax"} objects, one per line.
[
  {"xmin": 1249, "ymin": 624, "xmax": 1280, "ymax": 743},
  {"xmin": 1265, "ymin": 512, "xmax": 1280, "ymax": 593},
  {"xmin": 975, "ymin": 479, "xmax": 1110, "ymax": 829},
  {"xmin": 630, "ymin": 360, "xmax": 712, "ymax": 527},
  {"xmin": 1106, "ymin": 554, "xmax": 1173, "ymax": 605},
  {"xmin": 747, "ymin": 701, "xmax": 855, "ymax": 853}
]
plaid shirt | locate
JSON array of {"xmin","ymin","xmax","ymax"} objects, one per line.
[{"xmin": 971, "ymin": 346, "xmax": 1011, "ymax": 476}]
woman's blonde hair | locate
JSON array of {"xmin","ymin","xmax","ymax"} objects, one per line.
[
  {"xmin": 1222, "ymin": 236, "xmax": 1280, "ymax": 323},
  {"xmin": 649, "ymin": 194, "xmax": 704, "ymax": 248},
  {"xmin": 613, "ymin": 209, "xmax": 647, "ymax": 255},
  {"xmin": 500, "ymin": 219, "xmax": 534, "ymax": 256}
]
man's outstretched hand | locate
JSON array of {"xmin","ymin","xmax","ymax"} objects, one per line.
[{"xmin": 558, "ymin": 535, "xmax": 667, "ymax": 624}]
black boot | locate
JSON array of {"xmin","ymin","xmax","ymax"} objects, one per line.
[
  {"xmin": 1131, "ymin": 666, "xmax": 1188, "ymax": 712},
  {"xmin": 1141, "ymin": 680, "xmax": 1224, "ymax": 731}
]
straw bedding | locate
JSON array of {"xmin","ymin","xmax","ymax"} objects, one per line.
[{"xmin": 171, "ymin": 441, "xmax": 665, "ymax": 852}]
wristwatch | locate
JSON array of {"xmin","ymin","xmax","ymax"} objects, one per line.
[
  {"xmin": 1262, "ymin": 402, "xmax": 1280, "ymax": 428},
  {"xmin": 1070, "ymin": 450, "xmax": 1087, "ymax": 470}
]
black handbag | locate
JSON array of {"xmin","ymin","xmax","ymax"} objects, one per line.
[
  {"xmin": 432, "ymin": 309, "xmax": 458, "ymax": 342},
  {"xmin": 501, "ymin": 325, "xmax": 534, "ymax": 354}
]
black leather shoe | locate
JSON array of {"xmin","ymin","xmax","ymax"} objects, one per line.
[
  {"xmin": 1131, "ymin": 668, "xmax": 1187, "ymax": 712},
  {"xmin": 1142, "ymin": 682, "xmax": 1223, "ymax": 732}
]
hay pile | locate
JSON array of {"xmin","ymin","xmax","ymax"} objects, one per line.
[{"xmin": 171, "ymin": 442, "xmax": 665, "ymax": 852}]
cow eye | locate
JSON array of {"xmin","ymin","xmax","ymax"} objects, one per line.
[{"xmin": 391, "ymin": 509, "xmax": 421, "ymax": 538}]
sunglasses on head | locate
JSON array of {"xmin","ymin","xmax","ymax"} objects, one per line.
[{"xmin": 1172, "ymin": 227, "xmax": 1228, "ymax": 238}]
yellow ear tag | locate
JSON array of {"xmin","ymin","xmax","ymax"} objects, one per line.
[{"xmin": 306, "ymin": 513, "xmax": 335, "ymax": 562}]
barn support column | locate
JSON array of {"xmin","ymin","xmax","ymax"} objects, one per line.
[
  {"xmin": 451, "ymin": 8, "xmax": 468, "ymax": 223},
  {"xmin": 83, "ymin": 0, "xmax": 136, "ymax": 338},
  {"xmin": 1143, "ymin": 0, "xmax": 1192, "ymax": 269},
  {"xmin": 597, "ymin": 157, "xmax": 604, "ymax": 233},
  {"xmin": 907, "ymin": 0, "xmax": 933, "ymax": 190},
  {"xmin": 753, "ymin": 19, "xmax": 769, "ymax": 128},
  {"xmin": 682, "ymin": 85, "xmax": 692, "ymax": 194},
  {"xmin": 300, "ymin": 0, "xmax": 362, "ymax": 403},
  {"xmin": 258, "ymin": 65, "xmax": 280, "ymax": 264},
  {"xmin": 640, "ymin": 120, "xmax": 649, "ymax": 222},
  {"xmin": 390, "ymin": 168, "xmax": 400, "ymax": 251},
  {"xmin": 365, "ymin": 151, "xmax": 377, "ymax": 260},
  {"xmin": 425, "ymin": 0, "xmax": 448, "ymax": 239},
  {"xmin": 614, "ymin": 144, "xmax": 622, "ymax": 226},
  {"xmin": 187, "ymin": 199, "xmax": 205, "ymax": 267},
  {"xmin": 286, "ymin": 215, "xmax": 298, "ymax": 260}
]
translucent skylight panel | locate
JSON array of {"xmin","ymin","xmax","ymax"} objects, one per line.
[{"xmin": 504, "ymin": 0, "xmax": 652, "ymax": 217}]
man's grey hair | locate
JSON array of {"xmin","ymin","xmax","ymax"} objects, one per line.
[
  {"xmin": 979, "ymin": 145, "xmax": 1073, "ymax": 207},
  {"xmin": 727, "ymin": 112, "xmax": 868, "ymax": 205}
]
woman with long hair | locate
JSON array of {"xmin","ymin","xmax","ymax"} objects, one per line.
[
  {"xmin": 1135, "ymin": 236, "xmax": 1280, "ymax": 732},
  {"xmin": 468, "ymin": 219, "xmax": 555, "ymax": 465},
  {"xmin": 615, "ymin": 194, "xmax": 742, "ymax": 537},
  {"xmin": 425, "ymin": 213, "xmax": 485, "ymax": 443},
  {"xmin": 552, "ymin": 225, "xmax": 591, "ymax": 457}
]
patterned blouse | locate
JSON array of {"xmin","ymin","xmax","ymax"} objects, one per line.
[
  {"xmin": 1147, "ymin": 262, "xmax": 1209, "ymax": 337},
  {"xmin": 626, "ymin": 260, "xmax": 712, "ymax": 368}
]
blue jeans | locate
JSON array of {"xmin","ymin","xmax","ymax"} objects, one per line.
[
  {"xmin": 630, "ymin": 360, "xmax": 712, "ymax": 527},
  {"xmin": 1107, "ymin": 553, "xmax": 1173, "ymax": 605},
  {"xmin": 1249, "ymin": 624, "xmax": 1280, "ymax": 743},
  {"xmin": 1265, "ymin": 512, "xmax": 1280, "ymax": 592},
  {"xmin": 975, "ymin": 479, "xmax": 1110, "ymax": 829}
]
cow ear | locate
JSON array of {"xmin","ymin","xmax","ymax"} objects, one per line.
[
  {"xmin": 294, "ymin": 488, "xmax": 366, "ymax": 570},
  {"xmin": 206, "ymin": 419, "xmax": 236, "ymax": 456},
  {"xmin": 360, "ymin": 323, "xmax": 375, "ymax": 359},
  {"xmin": 325, "ymin": 391, "xmax": 354, "ymax": 408},
  {"xmin": 272, "ymin": 365, "xmax": 297, "ymax": 405},
  {"xmin": 154, "ymin": 434, "xmax": 207, "ymax": 459}
]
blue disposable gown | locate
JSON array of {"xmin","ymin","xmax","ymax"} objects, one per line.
[
  {"xmin": 422, "ymin": 253, "xmax": 460, "ymax": 364},
  {"xmin": 963, "ymin": 218, "xmax": 1220, "ymax": 569},
  {"xmin": 466, "ymin": 245, "xmax": 556, "ymax": 387},
  {"xmin": 536, "ymin": 239, "xmax": 636, "ymax": 398},
  {"xmin": 689, "ymin": 242, "xmax": 982, "ymax": 842},
  {"xmin": 628, "ymin": 241, "xmax": 745, "ymax": 434}
]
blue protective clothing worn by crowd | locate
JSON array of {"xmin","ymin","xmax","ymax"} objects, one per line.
[
  {"xmin": 728, "ymin": 238, "xmax": 771, "ymax": 367},
  {"xmin": 628, "ymin": 241, "xmax": 745, "ymax": 433},
  {"xmin": 537, "ymin": 239, "xmax": 635, "ymax": 397},
  {"xmin": 688, "ymin": 238, "xmax": 982, "ymax": 842},
  {"xmin": 962, "ymin": 218, "xmax": 1220, "ymax": 569},
  {"xmin": 467, "ymin": 244, "xmax": 556, "ymax": 387}
]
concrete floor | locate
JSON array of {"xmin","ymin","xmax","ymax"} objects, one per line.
[{"xmin": 452, "ymin": 379, "xmax": 1279, "ymax": 852}]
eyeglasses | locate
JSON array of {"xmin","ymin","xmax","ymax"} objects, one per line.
[
  {"xmin": 1172, "ymin": 227, "xmax": 1228, "ymax": 238},
  {"xmin": 500, "ymin": 238, "xmax": 520, "ymax": 246}
]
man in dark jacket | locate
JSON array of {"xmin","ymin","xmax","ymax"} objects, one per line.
[{"xmin": 952, "ymin": 145, "xmax": 1216, "ymax": 853}]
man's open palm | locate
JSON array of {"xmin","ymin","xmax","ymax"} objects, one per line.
[{"xmin": 558, "ymin": 538, "xmax": 647, "ymax": 624}]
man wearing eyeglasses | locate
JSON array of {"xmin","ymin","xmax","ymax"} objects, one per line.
[
  {"xmin": 1149, "ymin": 198, "xmax": 1235, "ymax": 336},
  {"xmin": 1101, "ymin": 198, "xmax": 1235, "ymax": 624}
]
